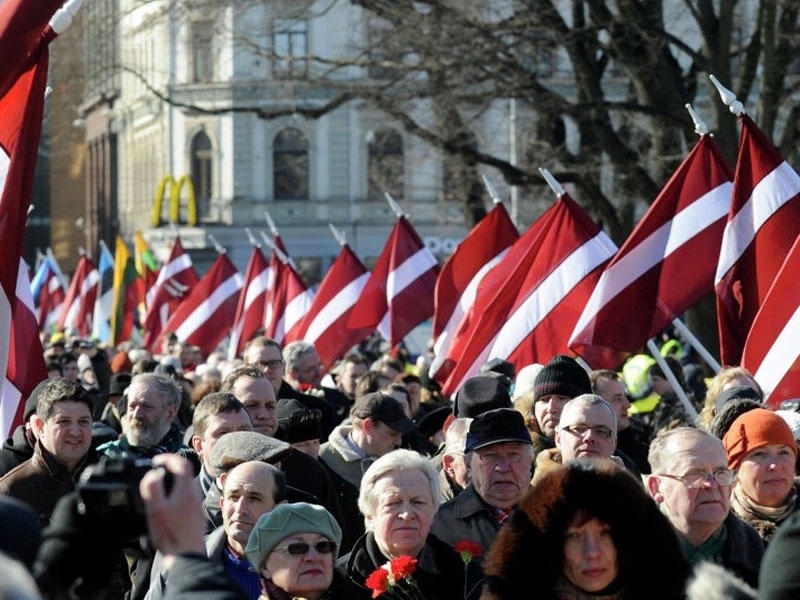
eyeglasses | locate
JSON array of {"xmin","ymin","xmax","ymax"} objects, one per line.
[
  {"xmin": 560, "ymin": 424, "xmax": 614, "ymax": 440},
  {"xmin": 657, "ymin": 469, "xmax": 735, "ymax": 489},
  {"xmin": 257, "ymin": 360, "xmax": 284, "ymax": 370},
  {"xmin": 274, "ymin": 540, "xmax": 337, "ymax": 555}
]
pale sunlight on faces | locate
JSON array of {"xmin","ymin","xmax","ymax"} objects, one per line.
[
  {"xmin": 470, "ymin": 442, "xmax": 533, "ymax": 509},
  {"xmin": 264, "ymin": 533, "xmax": 335, "ymax": 600},
  {"xmin": 367, "ymin": 468, "xmax": 437, "ymax": 558},
  {"xmin": 562, "ymin": 514, "xmax": 619, "ymax": 593},
  {"xmin": 737, "ymin": 444, "xmax": 796, "ymax": 507},
  {"xmin": 534, "ymin": 394, "xmax": 571, "ymax": 438},
  {"xmin": 37, "ymin": 401, "xmax": 92, "ymax": 470}
]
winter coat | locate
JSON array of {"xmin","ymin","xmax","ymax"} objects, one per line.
[{"xmin": 480, "ymin": 459, "xmax": 689, "ymax": 600}]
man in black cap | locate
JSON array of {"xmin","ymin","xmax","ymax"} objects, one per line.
[
  {"xmin": 453, "ymin": 374, "xmax": 513, "ymax": 419},
  {"xmin": 529, "ymin": 354, "xmax": 591, "ymax": 455},
  {"xmin": 319, "ymin": 392, "xmax": 416, "ymax": 553},
  {"xmin": 428, "ymin": 407, "xmax": 534, "ymax": 598}
]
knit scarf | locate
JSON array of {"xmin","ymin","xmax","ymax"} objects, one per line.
[
  {"xmin": 553, "ymin": 575, "xmax": 624, "ymax": 600},
  {"xmin": 731, "ymin": 482, "xmax": 796, "ymax": 526}
]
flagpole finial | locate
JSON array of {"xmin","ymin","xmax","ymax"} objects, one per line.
[
  {"xmin": 328, "ymin": 223, "xmax": 347, "ymax": 246},
  {"xmin": 539, "ymin": 167, "xmax": 566, "ymax": 198},
  {"xmin": 78, "ymin": 246, "xmax": 86, "ymax": 256},
  {"xmin": 384, "ymin": 193, "xmax": 406, "ymax": 218},
  {"xmin": 245, "ymin": 228, "xmax": 261, "ymax": 247},
  {"xmin": 50, "ymin": 0, "xmax": 85, "ymax": 33},
  {"xmin": 264, "ymin": 211, "xmax": 280, "ymax": 237},
  {"xmin": 260, "ymin": 231, "xmax": 289, "ymax": 265},
  {"xmin": 207, "ymin": 234, "xmax": 226, "ymax": 255},
  {"xmin": 481, "ymin": 175, "xmax": 503, "ymax": 205},
  {"xmin": 684, "ymin": 103, "xmax": 709, "ymax": 136},
  {"xmin": 709, "ymin": 75, "xmax": 745, "ymax": 116}
]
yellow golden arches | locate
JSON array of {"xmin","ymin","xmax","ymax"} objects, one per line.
[{"xmin": 151, "ymin": 174, "xmax": 198, "ymax": 227}]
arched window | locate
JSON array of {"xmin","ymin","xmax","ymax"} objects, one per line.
[
  {"xmin": 273, "ymin": 128, "xmax": 309, "ymax": 200},
  {"xmin": 190, "ymin": 130, "xmax": 212, "ymax": 217},
  {"xmin": 368, "ymin": 128, "xmax": 403, "ymax": 202}
]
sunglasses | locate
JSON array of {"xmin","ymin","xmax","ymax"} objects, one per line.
[{"xmin": 275, "ymin": 540, "xmax": 337, "ymax": 556}]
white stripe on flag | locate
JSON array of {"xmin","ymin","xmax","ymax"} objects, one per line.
[
  {"xmin": 304, "ymin": 272, "xmax": 370, "ymax": 343},
  {"xmin": 175, "ymin": 273, "xmax": 243, "ymax": 340},
  {"xmin": 386, "ymin": 248, "xmax": 439, "ymax": 301},
  {"xmin": 753, "ymin": 305, "xmax": 800, "ymax": 398},
  {"xmin": 715, "ymin": 161, "xmax": 800, "ymax": 283},
  {"xmin": 243, "ymin": 270, "xmax": 270, "ymax": 312},
  {"xmin": 283, "ymin": 289, "xmax": 315, "ymax": 334}
]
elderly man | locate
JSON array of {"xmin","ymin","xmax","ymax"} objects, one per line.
[
  {"xmin": 319, "ymin": 392, "xmax": 416, "ymax": 553},
  {"xmin": 647, "ymin": 427, "xmax": 763, "ymax": 588},
  {"xmin": 243, "ymin": 337, "xmax": 339, "ymax": 438},
  {"xmin": 591, "ymin": 368, "xmax": 651, "ymax": 473},
  {"xmin": 429, "ymin": 407, "xmax": 534, "ymax": 598},
  {"xmin": 283, "ymin": 340, "xmax": 346, "ymax": 432},
  {"xmin": 0, "ymin": 378, "xmax": 95, "ymax": 524},
  {"xmin": 190, "ymin": 392, "xmax": 253, "ymax": 498},
  {"xmin": 98, "ymin": 372, "xmax": 186, "ymax": 458},
  {"xmin": 147, "ymin": 460, "xmax": 287, "ymax": 600}
]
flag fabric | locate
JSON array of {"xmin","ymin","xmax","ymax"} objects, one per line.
[
  {"xmin": 262, "ymin": 234, "xmax": 288, "ymax": 340},
  {"xmin": 296, "ymin": 243, "xmax": 370, "ymax": 369},
  {"xmin": 347, "ymin": 216, "xmax": 440, "ymax": 348},
  {"xmin": 430, "ymin": 203, "xmax": 519, "ymax": 381},
  {"xmin": 267, "ymin": 259, "xmax": 315, "ymax": 346},
  {"xmin": 91, "ymin": 241, "xmax": 114, "ymax": 343},
  {"xmin": 110, "ymin": 235, "xmax": 141, "ymax": 345},
  {"xmin": 134, "ymin": 230, "xmax": 160, "ymax": 314},
  {"xmin": 31, "ymin": 249, "xmax": 67, "ymax": 333},
  {"xmin": 162, "ymin": 253, "xmax": 243, "ymax": 357},
  {"xmin": 742, "ymin": 234, "xmax": 800, "ymax": 407},
  {"xmin": 715, "ymin": 114, "xmax": 800, "ymax": 366},
  {"xmin": 142, "ymin": 235, "xmax": 198, "ymax": 353},
  {"xmin": 228, "ymin": 245, "xmax": 271, "ymax": 360},
  {"xmin": 57, "ymin": 255, "xmax": 100, "ymax": 336},
  {"xmin": 0, "ymin": 0, "xmax": 64, "ymax": 437},
  {"xmin": 441, "ymin": 194, "xmax": 617, "ymax": 395},
  {"xmin": 569, "ymin": 134, "xmax": 734, "ymax": 368}
]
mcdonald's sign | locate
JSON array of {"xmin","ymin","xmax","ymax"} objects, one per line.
[{"xmin": 151, "ymin": 174, "xmax": 198, "ymax": 227}]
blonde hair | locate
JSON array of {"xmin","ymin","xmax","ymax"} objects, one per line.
[{"xmin": 697, "ymin": 367, "xmax": 762, "ymax": 430}]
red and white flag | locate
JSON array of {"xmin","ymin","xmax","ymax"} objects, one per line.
[
  {"xmin": 142, "ymin": 235, "xmax": 198, "ymax": 352},
  {"xmin": 347, "ymin": 216, "xmax": 440, "ymax": 348},
  {"xmin": 296, "ymin": 243, "xmax": 370, "ymax": 369},
  {"xmin": 442, "ymin": 194, "xmax": 617, "ymax": 395},
  {"xmin": 716, "ymin": 114, "xmax": 800, "ymax": 366},
  {"xmin": 228, "ymin": 245, "xmax": 270, "ymax": 360},
  {"xmin": 0, "ymin": 0, "xmax": 65, "ymax": 436},
  {"xmin": 570, "ymin": 134, "xmax": 734, "ymax": 368},
  {"xmin": 162, "ymin": 253, "xmax": 243, "ymax": 357},
  {"xmin": 32, "ymin": 251, "xmax": 67, "ymax": 332},
  {"xmin": 742, "ymin": 234, "xmax": 800, "ymax": 407},
  {"xmin": 267, "ymin": 257, "xmax": 315, "ymax": 346},
  {"xmin": 57, "ymin": 254, "xmax": 100, "ymax": 337},
  {"xmin": 430, "ymin": 202, "xmax": 519, "ymax": 381}
]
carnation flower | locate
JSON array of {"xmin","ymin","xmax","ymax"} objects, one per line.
[{"xmin": 365, "ymin": 555, "xmax": 424, "ymax": 600}]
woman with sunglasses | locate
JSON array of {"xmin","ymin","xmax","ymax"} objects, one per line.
[
  {"xmin": 723, "ymin": 408, "xmax": 800, "ymax": 544},
  {"xmin": 245, "ymin": 502, "xmax": 354, "ymax": 600}
]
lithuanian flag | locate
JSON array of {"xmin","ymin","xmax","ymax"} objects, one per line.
[{"xmin": 110, "ymin": 235, "xmax": 141, "ymax": 344}]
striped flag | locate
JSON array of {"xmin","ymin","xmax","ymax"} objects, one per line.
[
  {"xmin": 570, "ymin": 134, "xmax": 733, "ymax": 367},
  {"xmin": 347, "ymin": 215, "xmax": 440, "ymax": 348},
  {"xmin": 134, "ymin": 230, "xmax": 160, "ymax": 313},
  {"xmin": 110, "ymin": 235, "xmax": 141, "ymax": 345},
  {"xmin": 228, "ymin": 245, "xmax": 270, "ymax": 360},
  {"xmin": 91, "ymin": 240, "xmax": 114, "ymax": 343},
  {"xmin": 162, "ymin": 253, "xmax": 243, "ymax": 357},
  {"xmin": 31, "ymin": 248, "xmax": 67, "ymax": 332},
  {"xmin": 0, "ymin": 0, "xmax": 65, "ymax": 436},
  {"xmin": 430, "ymin": 202, "xmax": 519, "ymax": 382},
  {"xmin": 296, "ymin": 243, "xmax": 370, "ymax": 369},
  {"xmin": 57, "ymin": 254, "xmax": 100, "ymax": 336},
  {"xmin": 715, "ymin": 114, "xmax": 800, "ymax": 366}
]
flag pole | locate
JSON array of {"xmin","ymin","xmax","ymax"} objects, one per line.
[
  {"xmin": 206, "ymin": 234, "xmax": 226, "ymax": 254},
  {"xmin": 709, "ymin": 75, "xmax": 746, "ymax": 116},
  {"xmin": 481, "ymin": 175, "xmax": 503, "ymax": 205},
  {"xmin": 328, "ymin": 223, "xmax": 347, "ymax": 247},
  {"xmin": 684, "ymin": 103, "xmax": 709, "ymax": 136},
  {"xmin": 384, "ymin": 192, "xmax": 406, "ymax": 218},
  {"xmin": 539, "ymin": 167, "xmax": 566, "ymax": 198},
  {"xmin": 646, "ymin": 338, "xmax": 698, "ymax": 421},
  {"xmin": 264, "ymin": 211, "xmax": 280, "ymax": 237},
  {"xmin": 245, "ymin": 228, "xmax": 261, "ymax": 247},
  {"xmin": 671, "ymin": 318, "xmax": 721, "ymax": 373},
  {"xmin": 259, "ymin": 231, "xmax": 295, "ymax": 268}
]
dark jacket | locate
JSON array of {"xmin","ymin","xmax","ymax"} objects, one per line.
[
  {"xmin": 163, "ymin": 555, "xmax": 248, "ymax": 600},
  {"xmin": 277, "ymin": 381, "xmax": 339, "ymax": 440},
  {"xmin": 481, "ymin": 459, "xmax": 688, "ymax": 600},
  {"xmin": 716, "ymin": 512, "xmax": 765, "ymax": 589},
  {"xmin": 760, "ymin": 509, "xmax": 800, "ymax": 600},
  {"xmin": 338, "ymin": 530, "xmax": 463, "ymax": 600},
  {"xmin": 0, "ymin": 425, "xmax": 34, "ymax": 477},
  {"xmin": 0, "ymin": 440, "xmax": 94, "ymax": 525}
]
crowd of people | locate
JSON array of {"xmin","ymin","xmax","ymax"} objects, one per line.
[{"xmin": 1, "ymin": 328, "xmax": 800, "ymax": 599}]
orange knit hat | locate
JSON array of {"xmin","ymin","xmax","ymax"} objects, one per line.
[{"xmin": 723, "ymin": 408, "xmax": 797, "ymax": 470}]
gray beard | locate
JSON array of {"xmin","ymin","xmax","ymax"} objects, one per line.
[{"xmin": 124, "ymin": 419, "xmax": 170, "ymax": 449}]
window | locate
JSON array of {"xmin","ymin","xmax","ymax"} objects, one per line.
[
  {"xmin": 273, "ymin": 128, "xmax": 309, "ymax": 200},
  {"xmin": 272, "ymin": 19, "xmax": 308, "ymax": 78},
  {"xmin": 190, "ymin": 131, "xmax": 212, "ymax": 217},
  {"xmin": 191, "ymin": 20, "xmax": 214, "ymax": 83},
  {"xmin": 368, "ymin": 129, "xmax": 404, "ymax": 202}
]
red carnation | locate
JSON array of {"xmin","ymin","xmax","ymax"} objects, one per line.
[{"xmin": 455, "ymin": 540, "xmax": 483, "ymax": 563}]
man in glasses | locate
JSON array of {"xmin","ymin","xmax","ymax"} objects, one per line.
[{"xmin": 646, "ymin": 427, "xmax": 764, "ymax": 588}]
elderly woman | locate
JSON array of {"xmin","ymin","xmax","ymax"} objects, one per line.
[
  {"xmin": 337, "ymin": 448, "xmax": 460, "ymax": 600},
  {"xmin": 723, "ymin": 408, "xmax": 799, "ymax": 543},
  {"xmin": 245, "ymin": 502, "xmax": 353, "ymax": 600},
  {"xmin": 481, "ymin": 459, "xmax": 687, "ymax": 600}
]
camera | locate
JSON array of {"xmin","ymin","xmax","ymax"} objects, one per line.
[{"xmin": 76, "ymin": 455, "xmax": 173, "ymax": 547}]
